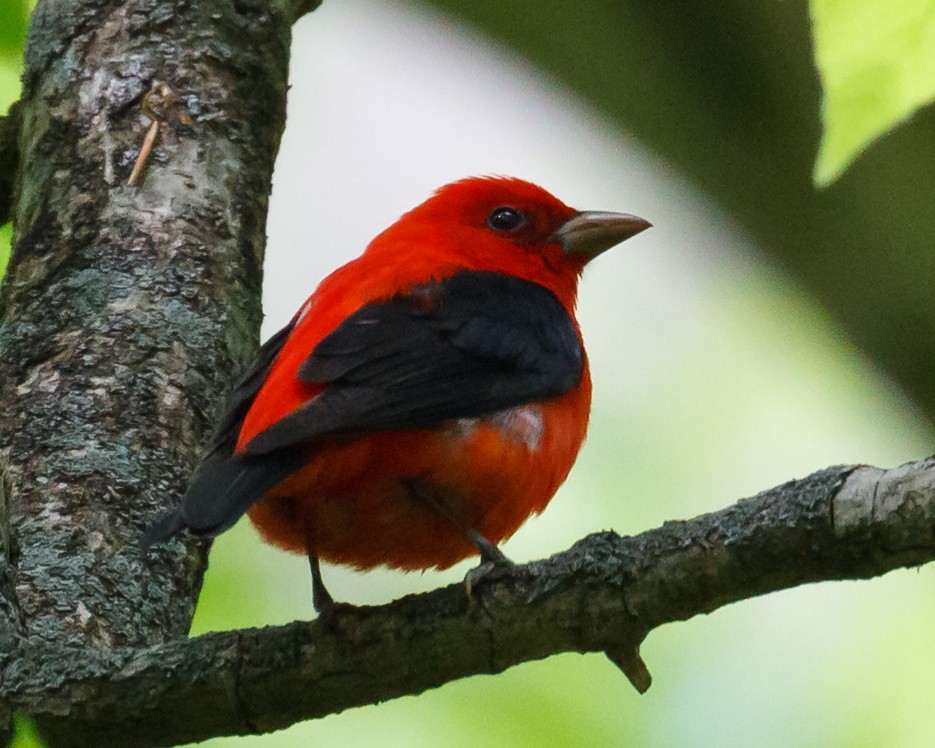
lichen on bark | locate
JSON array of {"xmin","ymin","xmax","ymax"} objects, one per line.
[{"xmin": 0, "ymin": 0, "xmax": 294, "ymax": 738}]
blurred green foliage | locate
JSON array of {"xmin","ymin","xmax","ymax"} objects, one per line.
[
  {"xmin": 0, "ymin": 0, "xmax": 30, "ymax": 56},
  {"xmin": 430, "ymin": 0, "xmax": 935, "ymax": 429},
  {"xmin": 0, "ymin": 0, "xmax": 28, "ymax": 279},
  {"xmin": 811, "ymin": 0, "xmax": 935, "ymax": 185},
  {"xmin": 9, "ymin": 717, "xmax": 41, "ymax": 748},
  {"xmin": 0, "ymin": 224, "xmax": 10, "ymax": 281}
]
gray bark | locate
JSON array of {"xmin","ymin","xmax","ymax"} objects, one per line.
[{"xmin": 0, "ymin": 0, "xmax": 306, "ymax": 742}]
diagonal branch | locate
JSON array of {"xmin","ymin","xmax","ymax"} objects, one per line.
[{"xmin": 3, "ymin": 458, "xmax": 933, "ymax": 748}]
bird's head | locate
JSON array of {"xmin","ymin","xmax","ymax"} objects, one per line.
[{"xmin": 368, "ymin": 176, "xmax": 651, "ymax": 305}]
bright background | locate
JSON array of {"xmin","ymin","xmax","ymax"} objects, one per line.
[{"xmin": 3, "ymin": 1, "xmax": 935, "ymax": 746}]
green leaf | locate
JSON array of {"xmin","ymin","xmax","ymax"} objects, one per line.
[
  {"xmin": 0, "ymin": 0, "xmax": 30, "ymax": 56},
  {"xmin": 811, "ymin": 0, "xmax": 935, "ymax": 186}
]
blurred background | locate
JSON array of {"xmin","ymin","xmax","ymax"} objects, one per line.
[{"xmin": 3, "ymin": 0, "xmax": 935, "ymax": 746}]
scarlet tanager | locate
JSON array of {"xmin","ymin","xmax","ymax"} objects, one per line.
[{"xmin": 147, "ymin": 176, "xmax": 651, "ymax": 611}]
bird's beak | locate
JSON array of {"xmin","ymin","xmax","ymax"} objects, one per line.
[{"xmin": 552, "ymin": 211, "xmax": 652, "ymax": 260}]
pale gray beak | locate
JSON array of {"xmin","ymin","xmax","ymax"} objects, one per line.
[{"xmin": 552, "ymin": 211, "xmax": 652, "ymax": 260}]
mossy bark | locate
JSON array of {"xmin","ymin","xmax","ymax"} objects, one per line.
[{"xmin": 0, "ymin": 0, "xmax": 292, "ymax": 742}]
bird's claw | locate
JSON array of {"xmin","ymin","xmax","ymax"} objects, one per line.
[
  {"xmin": 313, "ymin": 600, "xmax": 359, "ymax": 631},
  {"xmin": 463, "ymin": 554, "xmax": 514, "ymax": 599}
]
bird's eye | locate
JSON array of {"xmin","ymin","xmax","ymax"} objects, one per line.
[{"xmin": 486, "ymin": 206, "xmax": 526, "ymax": 233}]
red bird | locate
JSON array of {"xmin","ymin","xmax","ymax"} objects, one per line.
[{"xmin": 148, "ymin": 177, "xmax": 650, "ymax": 611}]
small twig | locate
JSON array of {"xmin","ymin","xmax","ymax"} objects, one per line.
[
  {"xmin": 127, "ymin": 81, "xmax": 193, "ymax": 187},
  {"xmin": 605, "ymin": 645, "xmax": 652, "ymax": 694},
  {"xmin": 127, "ymin": 120, "xmax": 160, "ymax": 187}
]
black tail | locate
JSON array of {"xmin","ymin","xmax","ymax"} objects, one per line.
[
  {"xmin": 143, "ymin": 319, "xmax": 299, "ymax": 549},
  {"xmin": 143, "ymin": 449, "xmax": 305, "ymax": 549}
]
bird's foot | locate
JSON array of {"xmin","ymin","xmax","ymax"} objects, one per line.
[
  {"xmin": 463, "ymin": 546, "xmax": 514, "ymax": 600},
  {"xmin": 464, "ymin": 559, "xmax": 512, "ymax": 599},
  {"xmin": 313, "ymin": 598, "xmax": 359, "ymax": 631},
  {"xmin": 309, "ymin": 553, "xmax": 356, "ymax": 627},
  {"xmin": 462, "ymin": 529, "xmax": 514, "ymax": 598}
]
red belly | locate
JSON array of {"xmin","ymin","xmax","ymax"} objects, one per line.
[{"xmin": 246, "ymin": 382, "xmax": 590, "ymax": 571}]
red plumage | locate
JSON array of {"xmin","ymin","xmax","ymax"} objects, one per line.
[{"xmin": 148, "ymin": 176, "xmax": 650, "ymax": 604}]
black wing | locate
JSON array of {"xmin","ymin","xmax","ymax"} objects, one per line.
[
  {"xmin": 244, "ymin": 271, "xmax": 583, "ymax": 455},
  {"xmin": 144, "ymin": 319, "xmax": 302, "ymax": 543},
  {"xmin": 146, "ymin": 270, "xmax": 583, "ymax": 542}
]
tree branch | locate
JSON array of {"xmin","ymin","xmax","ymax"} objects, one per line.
[{"xmin": 2, "ymin": 458, "xmax": 932, "ymax": 747}]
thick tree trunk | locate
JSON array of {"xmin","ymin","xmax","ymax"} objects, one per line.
[{"xmin": 0, "ymin": 0, "xmax": 295, "ymax": 741}]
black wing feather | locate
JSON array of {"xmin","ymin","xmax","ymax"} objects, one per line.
[
  {"xmin": 147, "ymin": 271, "xmax": 583, "ymax": 544},
  {"xmin": 244, "ymin": 271, "xmax": 583, "ymax": 455},
  {"xmin": 144, "ymin": 319, "xmax": 299, "ymax": 544}
]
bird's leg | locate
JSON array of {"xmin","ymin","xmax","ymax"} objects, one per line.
[
  {"xmin": 304, "ymin": 521, "xmax": 345, "ymax": 620},
  {"xmin": 308, "ymin": 553, "xmax": 335, "ymax": 615},
  {"xmin": 307, "ymin": 551, "xmax": 357, "ymax": 627},
  {"xmin": 403, "ymin": 478, "xmax": 512, "ymax": 563},
  {"xmin": 462, "ymin": 529, "xmax": 514, "ymax": 598},
  {"xmin": 402, "ymin": 479, "xmax": 513, "ymax": 596},
  {"xmin": 464, "ymin": 527, "xmax": 511, "ymax": 566}
]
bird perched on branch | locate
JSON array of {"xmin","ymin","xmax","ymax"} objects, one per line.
[{"xmin": 147, "ymin": 176, "xmax": 650, "ymax": 612}]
